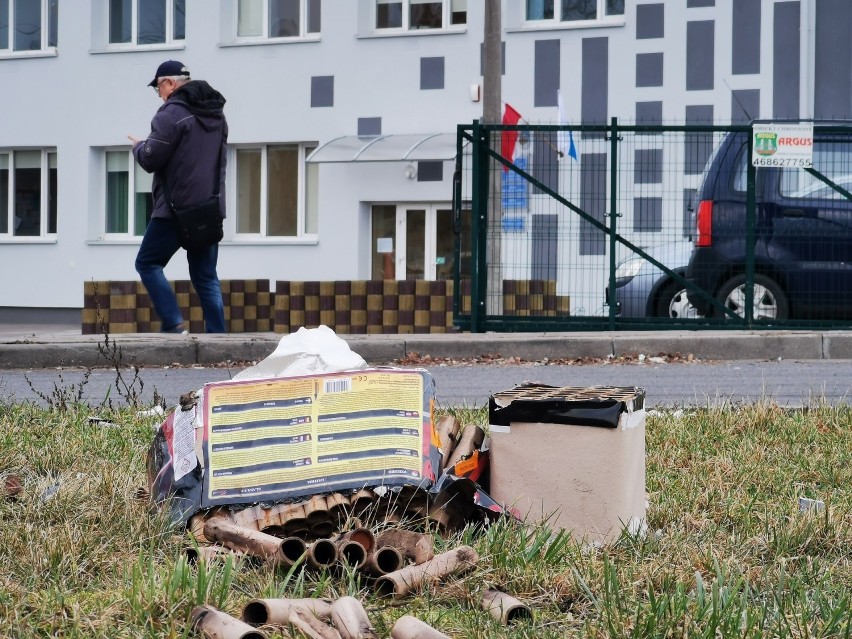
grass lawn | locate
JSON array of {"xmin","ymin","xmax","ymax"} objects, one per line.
[{"xmin": 2, "ymin": 399, "xmax": 852, "ymax": 638}]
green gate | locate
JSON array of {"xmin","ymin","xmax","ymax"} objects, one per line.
[{"xmin": 452, "ymin": 119, "xmax": 852, "ymax": 332}]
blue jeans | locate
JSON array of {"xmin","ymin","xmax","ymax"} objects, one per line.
[{"xmin": 135, "ymin": 217, "xmax": 226, "ymax": 333}]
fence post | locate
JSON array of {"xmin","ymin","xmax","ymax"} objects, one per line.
[
  {"xmin": 745, "ymin": 128, "xmax": 756, "ymax": 326},
  {"xmin": 470, "ymin": 119, "xmax": 489, "ymax": 333},
  {"xmin": 607, "ymin": 117, "xmax": 620, "ymax": 331}
]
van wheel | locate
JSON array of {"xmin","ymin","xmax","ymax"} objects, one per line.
[
  {"xmin": 654, "ymin": 279, "xmax": 700, "ymax": 318},
  {"xmin": 714, "ymin": 274, "xmax": 789, "ymax": 320}
]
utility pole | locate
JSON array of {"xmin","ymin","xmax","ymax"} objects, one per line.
[{"xmin": 482, "ymin": 0, "xmax": 503, "ymax": 315}]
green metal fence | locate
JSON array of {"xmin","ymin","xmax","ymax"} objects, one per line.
[{"xmin": 453, "ymin": 119, "xmax": 852, "ymax": 332}]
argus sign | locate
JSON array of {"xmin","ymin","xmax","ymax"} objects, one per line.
[{"xmin": 752, "ymin": 122, "xmax": 814, "ymax": 168}]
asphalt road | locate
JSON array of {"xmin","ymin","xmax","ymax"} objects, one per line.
[{"xmin": 1, "ymin": 359, "xmax": 850, "ymax": 410}]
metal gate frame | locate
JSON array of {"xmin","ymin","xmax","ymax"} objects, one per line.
[{"xmin": 453, "ymin": 119, "xmax": 852, "ymax": 333}]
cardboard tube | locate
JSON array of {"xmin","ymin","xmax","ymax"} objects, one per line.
[
  {"xmin": 362, "ymin": 545, "xmax": 404, "ymax": 576},
  {"xmin": 336, "ymin": 541, "xmax": 367, "ymax": 568},
  {"xmin": 185, "ymin": 545, "xmax": 245, "ymax": 565},
  {"xmin": 310, "ymin": 520, "xmax": 336, "ymax": 538},
  {"xmin": 376, "ymin": 529, "xmax": 434, "ymax": 565},
  {"xmin": 203, "ymin": 519, "xmax": 285, "ymax": 561},
  {"xmin": 307, "ymin": 539, "xmax": 339, "ymax": 569},
  {"xmin": 374, "ymin": 546, "xmax": 479, "ymax": 599},
  {"xmin": 445, "ymin": 425, "xmax": 485, "ymax": 470},
  {"xmin": 330, "ymin": 596, "xmax": 379, "ymax": 639},
  {"xmin": 305, "ymin": 495, "xmax": 330, "ymax": 526},
  {"xmin": 326, "ymin": 493, "xmax": 350, "ymax": 521},
  {"xmin": 289, "ymin": 605, "xmax": 342, "ymax": 639},
  {"xmin": 426, "ymin": 492, "xmax": 466, "ymax": 533},
  {"xmin": 435, "ymin": 415, "xmax": 461, "ymax": 469},
  {"xmin": 191, "ymin": 604, "xmax": 267, "ymax": 639},
  {"xmin": 279, "ymin": 536, "xmax": 308, "ymax": 566},
  {"xmin": 351, "ymin": 489, "xmax": 375, "ymax": 514},
  {"xmin": 337, "ymin": 528, "xmax": 375, "ymax": 553},
  {"xmin": 391, "ymin": 615, "xmax": 451, "ymax": 639},
  {"xmin": 241, "ymin": 598, "xmax": 334, "ymax": 626},
  {"xmin": 282, "ymin": 503, "xmax": 310, "ymax": 534},
  {"xmin": 480, "ymin": 589, "xmax": 533, "ymax": 624}
]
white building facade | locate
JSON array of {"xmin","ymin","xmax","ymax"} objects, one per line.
[{"xmin": 0, "ymin": 0, "xmax": 844, "ymax": 322}]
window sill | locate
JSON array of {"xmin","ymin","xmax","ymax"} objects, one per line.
[
  {"xmin": 0, "ymin": 48, "xmax": 57, "ymax": 60},
  {"xmin": 507, "ymin": 18, "xmax": 626, "ymax": 33},
  {"xmin": 0, "ymin": 236, "xmax": 57, "ymax": 243},
  {"xmin": 90, "ymin": 42, "xmax": 186, "ymax": 55},
  {"xmin": 220, "ymin": 35, "xmax": 321, "ymax": 48},
  {"xmin": 357, "ymin": 27, "xmax": 467, "ymax": 40},
  {"xmin": 228, "ymin": 235, "xmax": 319, "ymax": 245},
  {"xmin": 89, "ymin": 238, "xmax": 143, "ymax": 244}
]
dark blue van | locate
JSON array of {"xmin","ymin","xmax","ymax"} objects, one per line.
[{"xmin": 685, "ymin": 130, "xmax": 852, "ymax": 320}]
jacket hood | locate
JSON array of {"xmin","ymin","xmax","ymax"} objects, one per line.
[{"xmin": 168, "ymin": 80, "xmax": 226, "ymax": 131}]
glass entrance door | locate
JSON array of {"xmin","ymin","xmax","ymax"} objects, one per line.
[{"xmin": 370, "ymin": 203, "xmax": 463, "ymax": 280}]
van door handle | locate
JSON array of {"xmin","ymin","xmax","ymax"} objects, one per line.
[{"xmin": 781, "ymin": 208, "xmax": 805, "ymax": 217}]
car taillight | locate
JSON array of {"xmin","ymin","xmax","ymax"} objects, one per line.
[{"xmin": 695, "ymin": 200, "xmax": 713, "ymax": 247}]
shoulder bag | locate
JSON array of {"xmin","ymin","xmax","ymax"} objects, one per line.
[{"xmin": 162, "ymin": 135, "xmax": 225, "ymax": 251}]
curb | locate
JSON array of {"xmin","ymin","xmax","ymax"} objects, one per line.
[{"xmin": 1, "ymin": 330, "xmax": 851, "ymax": 369}]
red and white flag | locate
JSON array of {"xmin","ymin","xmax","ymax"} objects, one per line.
[{"xmin": 501, "ymin": 103, "xmax": 523, "ymax": 171}]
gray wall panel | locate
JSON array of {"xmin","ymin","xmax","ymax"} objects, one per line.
[
  {"xmin": 532, "ymin": 131, "xmax": 558, "ymax": 194},
  {"xmin": 815, "ymin": 0, "xmax": 852, "ymax": 119},
  {"xmin": 636, "ymin": 52, "xmax": 664, "ymax": 87},
  {"xmin": 688, "ymin": 0, "xmax": 714, "ymax": 6},
  {"xmin": 684, "ymin": 104, "xmax": 714, "ymax": 175},
  {"xmin": 581, "ymin": 37, "xmax": 608, "ymax": 127},
  {"xmin": 416, "ymin": 161, "xmax": 443, "ymax": 182},
  {"xmin": 634, "ymin": 149, "xmax": 663, "ymax": 184},
  {"xmin": 534, "ymin": 39, "xmax": 560, "ymax": 107},
  {"xmin": 636, "ymin": 3, "xmax": 664, "ymax": 39},
  {"xmin": 686, "ymin": 21, "xmax": 714, "ymax": 90},
  {"xmin": 636, "ymin": 101, "xmax": 663, "ymax": 125},
  {"xmin": 311, "ymin": 76, "xmax": 334, "ymax": 107},
  {"xmin": 731, "ymin": 88, "xmax": 759, "ymax": 121},
  {"xmin": 420, "ymin": 57, "xmax": 445, "ymax": 90},
  {"xmin": 773, "ymin": 2, "xmax": 800, "ymax": 119},
  {"xmin": 580, "ymin": 153, "xmax": 607, "ymax": 256},
  {"xmin": 531, "ymin": 214, "xmax": 558, "ymax": 281},
  {"xmin": 732, "ymin": 0, "xmax": 761, "ymax": 75},
  {"xmin": 358, "ymin": 117, "xmax": 381, "ymax": 136},
  {"xmin": 633, "ymin": 197, "xmax": 662, "ymax": 232}
]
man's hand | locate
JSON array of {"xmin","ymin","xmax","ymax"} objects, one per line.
[{"xmin": 127, "ymin": 134, "xmax": 142, "ymax": 147}]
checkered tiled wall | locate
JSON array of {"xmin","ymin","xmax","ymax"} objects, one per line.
[
  {"xmin": 274, "ymin": 280, "xmax": 457, "ymax": 334},
  {"xmin": 82, "ymin": 280, "xmax": 272, "ymax": 334},
  {"xmin": 82, "ymin": 279, "xmax": 567, "ymax": 334}
]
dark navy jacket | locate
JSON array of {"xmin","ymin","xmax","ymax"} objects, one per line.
[{"xmin": 134, "ymin": 80, "xmax": 228, "ymax": 219}]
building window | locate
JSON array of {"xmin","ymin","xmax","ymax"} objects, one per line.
[
  {"xmin": 376, "ymin": 0, "xmax": 466, "ymax": 31},
  {"xmin": 0, "ymin": 150, "xmax": 57, "ymax": 238},
  {"xmin": 526, "ymin": 0, "xmax": 623, "ymax": 23},
  {"xmin": 235, "ymin": 144, "xmax": 317, "ymax": 238},
  {"xmin": 236, "ymin": 0, "xmax": 321, "ymax": 39},
  {"xmin": 104, "ymin": 150, "xmax": 153, "ymax": 238},
  {"xmin": 108, "ymin": 0, "xmax": 185, "ymax": 46},
  {"xmin": 0, "ymin": 0, "xmax": 58, "ymax": 53}
]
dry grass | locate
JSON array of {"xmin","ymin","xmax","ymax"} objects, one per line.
[{"xmin": 1, "ymin": 399, "xmax": 852, "ymax": 638}]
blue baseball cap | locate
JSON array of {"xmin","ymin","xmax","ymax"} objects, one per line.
[{"xmin": 147, "ymin": 60, "xmax": 190, "ymax": 87}]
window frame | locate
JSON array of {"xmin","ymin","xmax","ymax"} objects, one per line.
[
  {"xmin": 0, "ymin": 148, "xmax": 57, "ymax": 241},
  {"xmin": 0, "ymin": 0, "xmax": 58, "ymax": 57},
  {"xmin": 234, "ymin": 0, "xmax": 321, "ymax": 43},
  {"xmin": 523, "ymin": 0, "xmax": 624, "ymax": 27},
  {"xmin": 105, "ymin": 0, "xmax": 185, "ymax": 49},
  {"xmin": 233, "ymin": 142, "xmax": 318, "ymax": 241},
  {"xmin": 101, "ymin": 147, "xmax": 153, "ymax": 241},
  {"xmin": 374, "ymin": 0, "xmax": 466, "ymax": 34}
]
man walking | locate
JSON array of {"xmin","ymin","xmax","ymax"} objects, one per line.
[{"xmin": 129, "ymin": 60, "xmax": 228, "ymax": 334}]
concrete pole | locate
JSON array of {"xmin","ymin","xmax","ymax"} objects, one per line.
[{"xmin": 483, "ymin": 0, "xmax": 503, "ymax": 315}]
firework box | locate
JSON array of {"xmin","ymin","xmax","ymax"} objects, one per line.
[{"xmin": 488, "ymin": 383, "xmax": 646, "ymax": 545}]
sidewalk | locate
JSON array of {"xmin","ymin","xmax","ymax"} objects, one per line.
[{"xmin": 0, "ymin": 323, "xmax": 851, "ymax": 369}]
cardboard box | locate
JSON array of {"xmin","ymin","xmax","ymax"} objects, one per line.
[{"xmin": 488, "ymin": 384, "xmax": 646, "ymax": 545}]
